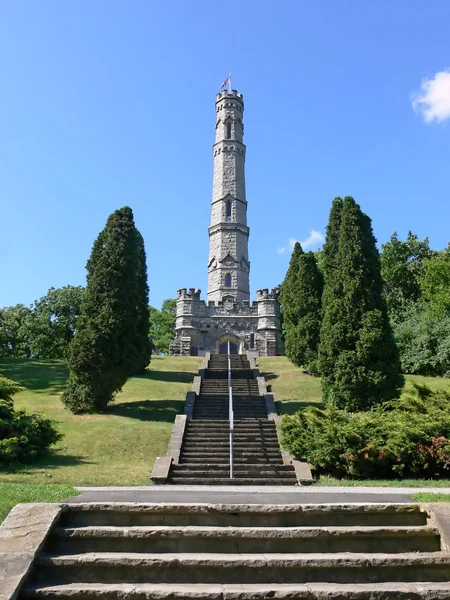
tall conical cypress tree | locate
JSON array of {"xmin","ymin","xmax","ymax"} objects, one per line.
[
  {"xmin": 62, "ymin": 207, "xmax": 149, "ymax": 414},
  {"xmin": 280, "ymin": 242, "xmax": 304, "ymax": 333},
  {"xmin": 319, "ymin": 196, "xmax": 404, "ymax": 410},
  {"xmin": 285, "ymin": 251, "xmax": 323, "ymax": 373},
  {"xmin": 131, "ymin": 230, "xmax": 152, "ymax": 374},
  {"xmin": 317, "ymin": 198, "xmax": 344, "ymax": 388}
]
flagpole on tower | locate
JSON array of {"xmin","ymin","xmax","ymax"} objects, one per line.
[{"xmin": 228, "ymin": 72, "xmax": 232, "ymax": 93}]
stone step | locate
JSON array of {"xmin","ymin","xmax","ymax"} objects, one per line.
[
  {"xmin": 200, "ymin": 386, "xmax": 259, "ymax": 396},
  {"xmin": 192, "ymin": 416, "xmax": 268, "ymax": 420},
  {"xmin": 191, "ymin": 419, "xmax": 271, "ymax": 424},
  {"xmin": 184, "ymin": 438, "xmax": 279, "ymax": 450},
  {"xmin": 186, "ymin": 432, "xmax": 276, "ymax": 437},
  {"xmin": 170, "ymin": 474, "xmax": 298, "ymax": 482},
  {"xmin": 46, "ymin": 525, "xmax": 440, "ymax": 555},
  {"xmin": 168, "ymin": 478, "xmax": 298, "ymax": 485},
  {"xmin": 193, "ymin": 407, "xmax": 266, "ymax": 412},
  {"xmin": 33, "ymin": 552, "xmax": 450, "ymax": 584},
  {"xmin": 179, "ymin": 456, "xmax": 282, "ymax": 463},
  {"xmin": 194, "ymin": 401, "xmax": 265, "ymax": 406},
  {"xmin": 178, "ymin": 456, "xmax": 284, "ymax": 464},
  {"xmin": 184, "ymin": 434, "xmax": 278, "ymax": 442},
  {"xmin": 184, "ymin": 438, "xmax": 279, "ymax": 444},
  {"xmin": 171, "ymin": 469, "xmax": 296, "ymax": 478},
  {"xmin": 201, "ymin": 380, "xmax": 258, "ymax": 384},
  {"xmin": 187, "ymin": 423, "xmax": 275, "ymax": 429},
  {"xmin": 194, "ymin": 409, "xmax": 266, "ymax": 413},
  {"xmin": 204, "ymin": 372, "xmax": 254, "ymax": 380},
  {"xmin": 20, "ymin": 582, "xmax": 450, "ymax": 600},
  {"xmin": 193, "ymin": 410, "xmax": 268, "ymax": 415},
  {"xmin": 179, "ymin": 451, "xmax": 282, "ymax": 458},
  {"xmin": 171, "ymin": 463, "xmax": 294, "ymax": 470},
  {"xmin": 58, "ymin": 504, "xmax": 428, "ymax": 528}
]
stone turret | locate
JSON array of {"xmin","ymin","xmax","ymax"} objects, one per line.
[{"xmin": 256, "ymin": 288, "xmax": 282, "ymax": 356}]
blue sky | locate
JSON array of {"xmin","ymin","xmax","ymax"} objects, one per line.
[{"xmin": 1, "ymin": 1, "xmax": 449, "ymax": 310}]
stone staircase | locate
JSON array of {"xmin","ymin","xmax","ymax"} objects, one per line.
[
  {"xmin": 20, "ymin": 502, "xmax": 450, "ymax": 599},
  {"xmin": 169, "ymin": 353, "xmax": 297, "ymax": 485}
]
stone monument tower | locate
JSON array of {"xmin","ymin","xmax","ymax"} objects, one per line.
[
  {"xmin": 170, "ymin": 88, "xmax": 282, "ymax": 356},
  {"xmin": 207, "ymin": 90, "xmax": 249, "ymax": 304}
]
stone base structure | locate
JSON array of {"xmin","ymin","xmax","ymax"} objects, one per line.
[
  {"xmin": 170, "ymin": 287, "xmax": 283, "ymax": 357},
  {"xmin": 170, "ymin": 87, "xmax": 283, "ymax": 357}
]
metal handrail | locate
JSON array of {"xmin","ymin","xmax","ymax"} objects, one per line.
[{"xmin": 227, "ymin": 341, "xmax": 233, "ymax": 479}]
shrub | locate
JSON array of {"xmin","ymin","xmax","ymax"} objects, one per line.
[
  {"xmin": 0, "ymin": 376, "xmax": 24, "ymax": 405},
  {"xmin": 0, "ymin": 376, "xmax": 62, "ymax": 464},
  {"xmin": 395, "ymin": 310, "xmax": 450, "ymax": 377},
  {"xmin": 281, "ymin": 383, "xmax": 450, "ymax": 479}
]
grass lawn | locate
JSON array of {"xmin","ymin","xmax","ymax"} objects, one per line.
[
  {"xmin": 0, "ymin": 483, "xmax": 78, "ymax": 524},
  {"xmin": 0, "ymin": 356, "xmax": 201, "ymax": 486},
  {"xmin": 412, "ymin": 493, "xmax": 450, "ymax": 502},
  {"xmin": 1, "ymin": 355, "xmax": 450, "ymax": 489},
  {"xmin": 257, "ymin": 356, "xmax": 323, "ymax": 414},
  {"xmin": 257, "ymin": 356, "xmax": 450, "ymax": 415},
  {"xmin": 315, "ymin": 476, "xmax": 450, "ymax": 487}
]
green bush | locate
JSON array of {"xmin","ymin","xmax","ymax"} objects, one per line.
[
  {"xmin": 281, "ymin": 383, "xmax": 450, "ymax": 479},
  {"xmin": 395, "ymin": 310, "xmax": 450, "ymax": 377},
  {"xmin": 0, "ymin": 375, "xmax": 62, "ymax": 464},
  {"xmin": 0, "ymin": 376, "xmax": 24, "ymax": 405}
]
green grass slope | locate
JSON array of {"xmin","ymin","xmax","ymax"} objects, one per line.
[
  {"xmin": 258, "ymin": 356, "xmax": 450, "ymax": 414},
  {"xmin": 1, "ymin": 355, "xmax": 449, "ymax": 488},
  {"xmin": 0, "ymin": 356, "xmax": 201, "ymax": 486}
]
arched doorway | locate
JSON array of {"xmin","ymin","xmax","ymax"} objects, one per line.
[{"xmin": 219, "ymin": 341, "xmax": 238, "ymax": 354}]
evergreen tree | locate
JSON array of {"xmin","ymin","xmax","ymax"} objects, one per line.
[
  {"xmin": 319, "ymin": 196, "xmax": 404, "ymax": 410},
  {"xmin": 279, "ymin": 242, "xmax": 303, "ymax": 332},
  {"xmin": 62, "ymin": 207, "xmax": 149, "ymax": 413},
  {"xmin": 285, "ymin": 251, "xmax": 323, "ymax": 373},
  {"xmin": 131, "ymin": 231, "xmax": 152, "ymax": 373},
  {"xmin": 318, "ymin": 197, "xmax": 344, "ymax": 389}
]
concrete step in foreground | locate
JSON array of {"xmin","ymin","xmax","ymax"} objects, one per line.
[
  {"xmin": 46, "ymin": 524, "xmax": 441, "ymax": 554},
  {"xmin": 21, "ymin": 582, "xmax": 450, "ymax": 600},
  {"xmin": 169, "ymin": 477, "xmax": 298, "ymax": 485},
  {"xmin": 31, "ymin": 551, "xmax": 450, "ymax": 585},
  {"xmin": 21, "ymin": 501, "xmax": 450, "ymax": 600}
]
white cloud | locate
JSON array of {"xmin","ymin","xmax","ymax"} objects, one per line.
[
  {"xmin": 277, "ymin": 230, "xmax": 325, "ymax": 255},
  {"xmin": 299, "ymin": 230, "xmax": 325, "ymax": 249},
  {"xmin": 412, "ymin": 70, "xmax": 450, "ymax": 123}
]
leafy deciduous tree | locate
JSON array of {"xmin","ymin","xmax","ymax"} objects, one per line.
[
  {"xmin": 149, "ymin": 299, "xmax": 177, "ymax": 354},
  {"xmin": 0, "ymin": 305, "xmax": 32, "ymax": 358},
  {"xmin": 26, "ymin": 286, "xmax": 85, "ymax": 359},
  {"xmin": 380, "ymin": 231, "xmax": 434, "ymax": 323}
]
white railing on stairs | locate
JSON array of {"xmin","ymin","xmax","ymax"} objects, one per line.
[{"xmin": 227, "ymin": 341, "xmax": 234, "ymax": 479}]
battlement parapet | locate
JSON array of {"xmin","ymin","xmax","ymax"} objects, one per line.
[
  {"xmin": 256, "ymin": 288, "xmax": 279, "ymax": 300},
  {"xmin": 177, "ymin": 288, "xmax": 202, "ymax": 300},
  {"xmin": 216, "ymin": 89, "xmax": 244, "ymax": 103}
]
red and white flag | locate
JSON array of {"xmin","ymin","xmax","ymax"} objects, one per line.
[{"xmin": 221, "ymin": 74, "xmax": 231, "ymax": 89}]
